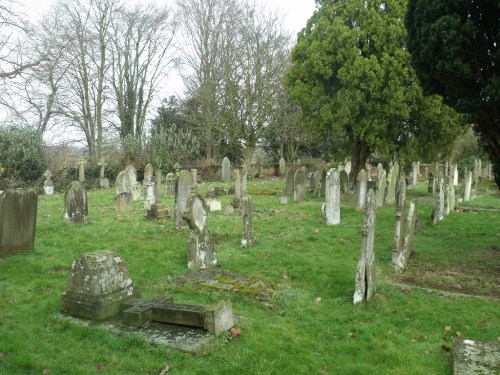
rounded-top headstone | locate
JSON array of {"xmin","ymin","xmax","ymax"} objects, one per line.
[{"xmin": 64, "ymin": 181, "xmax": 88, "ymax": 224}]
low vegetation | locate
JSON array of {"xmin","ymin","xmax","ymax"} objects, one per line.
[{"xmin": 0, "ymin": 178, "xmax": 498, "ymax": 374}]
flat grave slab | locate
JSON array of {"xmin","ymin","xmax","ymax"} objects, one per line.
[{"xmin": 454, "ymin": 338, "xmax": 500, "ymax": 375}]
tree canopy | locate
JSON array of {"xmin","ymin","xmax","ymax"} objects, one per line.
[{"xmin": 406, "ymin": 0, "xmax": 500, "ymax": 186}]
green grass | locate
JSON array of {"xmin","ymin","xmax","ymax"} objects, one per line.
[{"xmin": 0, "ymin": 178, "xmax": 498, "ymax": 374}]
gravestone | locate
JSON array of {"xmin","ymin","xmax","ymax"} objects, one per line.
[
  {"xmin": 43, "ymin": 170, "xmax": 54, "ymax": 195},
  {"xmin": 98, "ymin": 158, "xmax": 109, "ymax": 188},
  {"xmin": 183, "ymin": 191, "xmax": 217, "ymax": 269},
  {"xmin": 412, "ymin": 162, "xmax": 418, "ymax": 187},
  {"xmin": 356, "ymin": 169, "xmax": 367, "ymax": 210},
  {"xmin": 294, "ymin": 184, "xmax": 306, "ymax": 203},
  {"xmin": 241, "ymin": 165, "xmax": 248, "ymax": 194},
  {"xmin": 314, "ymin": 170, "xmax": 323, "ymax": 197},
  {"xmin": 60, "ymin": 250, "xmax": 141, "ymax": 321},
  {"xmin": 143, "ymin": 175, "xmax": 155, "ymax": 210},
  {"xmin": 463, "ymin": 171, "xmax": 472, "ymax": 202},
  {"xmin": 165, "ymin": 173, "xmax": 176, "ymax": 196},
  {"xmin": 145, "ymin": 169, "xmax": 168, "ymax": 220},
  {"xmin": 417, "ymin": 161, "xmax": 421, "ymax": 176},
  {"xmin": 175, "ymin": 170, "xmax": 195, "ymax": 226},
  {"xmin": 221, "ymin": 157, "xmax": 231, "ymax": 181},
  {"xmin": 308, "ymin": 172, "xmax": 316, "ymax": 192},
  {"xmin": 124, "ymin": 165, "xmax": 142, "ymax": 201},
  {"xmin": 447, "ymin": 172, "xmax": 455, "ymax": 213},
  {"xmin": 344, "ymin": 160, "xmax": 352, "ymax": 179},
  {"xmin": 64, "ymin": 181, "xmax": 88, "ymax": 224},
  {"xmin": 376, "ymin": 163, "xmax": 384, "ymax": 180},
  {"xmin": 394, "ymin": 200, "xmax": 417, "ymax": 273},
  {"xmin": 0, "ymin": 189, "xmax": 38, "ymax": 257},
  {"xmin": 234, "ymin": 169, "xmax": 241, "ymax": 198},
  {"xmin": 116, "ymin": 192, "xmax": 133, "ymax": 213},
  {"xmin": 391, "ymin": 176, "xmax": 407, "ymax": 264},
  {"xmin": 143, "ymin": 163, "xmax": 154, "ymax": 192},
  {"xmin": 206, "ymin": 199, "xmax": 222, "ymax": 212},
  {"xmin": 279, "ymin": 157, "xmax": 286, "ymax": 176},
  {"xmin": 375, "ymin": 169, "xmax": 386, "ymax": 207},
  {"xmin": 453, "ymin": 338, "xmax": 500, "ymax": 375},
  {"xmin": 353, "ymin": 189, "xmax": 377, "ymax": 304},
  {"xmin": 322, "ymin": 169, "xmax": 340, "ymax": 225},
  {"xmin": 438, "ymin": 175, "xmax": 445, "ymax": 221},
  {"xmin": 241, "ymin": 195, "xmax": 253, "ymax": 248},
  {"xmin": 115, "ymin": 170, "xmax": 130, "ymax": 196},
  {"xmin": 293, "ymin": 168, "xmax": 306, "ymax": 192},
  {"xmin": 453, "ymin": 164, "xmax": 459, "ymax": 186},
  {"xmin": 191, "ymin": 169, "xmax": 198, "ymax": 184},
  {"xmin": 285, "ymin": 169, "xmax": 295, "ymax": 195},
  {"xmin": 385, "ymin": 164, "xmax": 396, "ymax": 204},
  {"xmin": 339, "ymin": 170, "xmax": 349, "ymax": 193},
  {"xmin": 76, "ymin": 156, "xmax": 86, "ymax": 183},
  {"xmin": 365, "ymin": 161, "xmax": 372, "ymax": 181}
]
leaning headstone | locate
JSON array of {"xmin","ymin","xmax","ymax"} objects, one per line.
[
  {"xmin": 314, "ymin": 170, "xmax": 323, "ymax": 197},
  {"xmin": 221, "ymin": 157, "xmax": 230, "ymax": 181},
  {"xmin": 116, "ymin": 192, "xmax": 133, "ymax": 213},
  {"xmin": 375, "ymin": 169, "xmax": 386, "ymax": 208},
  {"xmin": 124, "ymin": 165, "xmax": 142, "ymax": 201},
  {"xmin": 165, "ymin": 173, "xmax": 176, "ymax": 196},
  {"xmin": 43, "ymin": 170, "xmax": 54, "ymax": 195},
  {"xmin": 183, "ymin": 191, "xmax": 217, "ymax": 270},
  {"xmin": 98, "ymin": 158, "xmax": 109, "ymax": 188},
  {"xmin": 241, "ymin": 195, "xmax": 253, "ymax": 248},
  {"xmin": 143, "ymin": 163, "xmax": 154, "ymax": 192},
  {"xmin": 322, "ymin": 169, "xmax": 340, "ymax": 225},
  {"xmin": 285, "ymin": 169, "xmax": 295, "ymax": 196},
  {"xmin": 294, "ymin": 184, "xmax": 306, "ymax": 203},
  {"xmin": 175, "ymin": 170, "xmax": 195, "ymax": 227},
  {"xmin": 453, "ymin": 338, "xmax": 500, "ymax": 375},
  {"xmin": 64, "ymin": 181, "xmax": 88, "ymax": 224},
  {"xmin": 356, "ymin": 169, "xmax": 367, "ymax": 210},
  {"xmin": 115, "ymin": 170, "xmax": 130, "ymax": 196},
  {"xmin": 394, "ymin": 200, "xmax": 417, "ymax": 273},
  {"xmin": 463, "ymin": 171, "xmax": 472, "ymax": 202},
  {"xmin": 279, "ymin": 157, "xmax": 286, "ymax": 176},
  {"xmin": 60, "ymin": 250, "xmax": 141, "ymax": 321},
  {"xmin": 391, "ymin": 176, "xmax": 407, "ymax": 264},
  {"xmin": 0, "ymin": 189, "xmax": 38, "ymax": 257},
  {"xmin": 353, "ymin": 189, "xmax": 377, "ymax": 304},
  {"xmin": 76, "ymin": 156, "xmax": 86, "ymax": 183}
]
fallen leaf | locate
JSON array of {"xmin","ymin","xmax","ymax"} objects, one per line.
[
  {"xmin": 455, "ymin": 331, "xmax": 463, "ymax": 337},
  {"xmin": 444, "ymin": 326, "xmax": 452, "ymax": 333},
  {"xmin": 281, "ymin": 273, "xmax": 288, "ymax": 279},
  {"xmin": 230, "ymin": 328, "xmax": 241, "ymax": 337},
  {"xmin": 348, "ymin": 332, "xmax": 356, "ymax": 339},
  {"xmin": 315, "ymin": 297, "xmax": 321, "ymax": 303},
  {"xmin": 159, "ymin": 364, "xmax": 171, "ymax": 375},
  {"xmin": 314, "ymin": 229, "xmax": 320, "ymax": 234}
]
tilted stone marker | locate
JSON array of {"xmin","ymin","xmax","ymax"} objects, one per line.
[
  {"xmin": 43, "ymin": 170, "xmax": 54, "ymax": 195},
  {"xmin": 356, "ymin": 169, "xmax": 367, "ymax": 210},
  {"xmin": 115, "ymin": 170, "xmax": 130, "ymax": 196},
  {"xmin": 183, "ymin": 190, "xmax": 217, "ymax": 269},
  {"xmin": 463, "ymin": 170, "xmax": 472, "ymax": 202},
  {"xmin": 241, "ymin": 195, "xmax": 253, "ymax": 248},
  {"xmin": 353, "ymin": 189, "xmax": 377, "ymax": 304},
  {"xmin": 376, "ymin": 168, "xmax": 386, "ymax": 208},
  {"xmin": 453, "ymin": 338, "xmax": 500, "ymax": 375},
  {"xmin": 98, "ymin": 158, "xmax": 109, "ymax": 188},
  {"xmin": 116, "ymin": 192, "xmax": 133, "ymax": 213},
  {"xmin": 279, "ymin": 157, "xmax": 286, "ymax": 176},
  {"xmin": 60, "ymin": 250, "xmax": 141, "ymax": 321},
  {"xmin": 0, "ymin": 189, "xmax": 38, "ymax": 257},
  {"xmin": 322, "ymin": 168, "xmax": 340, "ymax": 225},
  {"xmin": 124, "ymin": 165, "xmax": 142, "ymax": 201},
  {"xmin": 391, "ymin": 175, "xmax": 407, "ymax": 264},
  {"xmin": 76, "ymin": 156, "xmax": 86, "ymax": 183},
  {"xmin": 175, "ymin": 170, "xmax": 194, "ymax": 227},
  {"xmin": 221, "ymin": 157, "xmax": 231, "ymax": 181},
  {"xmin": 394, "ymin": 200, "xmax": 417, "ymax": 273},
  {"xmin": 64, "ymin": 181, "xmax": 88, "ymax": 224}
]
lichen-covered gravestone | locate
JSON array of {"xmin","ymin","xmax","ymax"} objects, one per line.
[
  {"xmin": 165, "ymin": 172, "xmax": 176, "ymax": 196},
  {"xmin": 64, "ymin": 181, "xmax": 88, "ymax": 224},
  {"xmin": 0, "ymin": 189, "xmax": 38, "ymax": 257},
  {"xmin": 322, "ymin": 168, "xmax": 340, "ymax": 225},
  {"xmin": 241, "ymin": 195, "xmax": 252, "ymax": 248},
  {"xmin": 43, "ymin": 170, "xmax": 54, "ymax": 195},
  {"xmin": 183, "ymin": 191, "xmax": 217, "ymax": 270},
  {"xmin": 353, "ymin": 189, "xmax": 377, "ymax": 304},
  {"xmin": 375, "ymin": 169, "xmax": 386, "ymax": 208},
  {"xmin": 60, "ymin": 250, "xmax": 141, "ymax": 321},
  {"xmin": 98, "ymin": 158, "xmax": 109, "ymax": 188},
  {"xmin": 391, "ymin": 175, "xmax": 406, "ymax": 264},
  {"xmin": 394, "ymin": 200, "xmax": 417, "ymax": 273},
  {"xmin": 279, "ymin": 157, "xmax": 286, "ymax": 176},
  {"xmin": 175, "ymin": 170, "xmax": 195, "ymax": 227},
  {"xmin": 116, "ymin": 192, "xmax": 133, "ymax": 213},
  {"xmin": 124, "ymin": 165, "xmax": 142, "ymax": 201},
  {"xmin": 356, "ymin": 169, "xmax": 367, "ymax": 210},
  {"xmin": 221, "ymin": 157, "xmax": 230, "ymax": 181},
  {"xmin": 285, "ymin": 169, "xmax": 295, "ymax": 196}
]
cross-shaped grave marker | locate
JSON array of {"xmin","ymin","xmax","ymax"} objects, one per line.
[
  {"xmin": 97, "ymin": 158, "xmax": 107, "ymax": 178},
  {"xmin": 122, "ymin": 296, "xmax": 233, "ymax": 337},
  {"xmin": 75, "ymin": 156, "xmax": 86, "ymax": 182}
]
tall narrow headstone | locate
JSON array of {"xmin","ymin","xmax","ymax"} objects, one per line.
[
  {"xmin": 453, "ymin": 164, "xmax": 459, "ymax": 186},
  {"xmin": 221, "ymin": 157, "xmax": 231, "ymax": 181},
  {"xmin": 234, "ymin": 168, "xmax": 241, "ymax": 198},
  {"xmin": 183, "ymin": 191, "xmax": 217, "ymax": 269},
  {"xmin": 143, "ymin": 173, "xmax": 155, "ymax": 210},
  {"xmin": 174, "ymin": 170, "xmax": 194, "ymax": 227},
  {"xmin": 448, "ymin": 172, "xmax": 455, "ymax": 213},
  {"xmin": 64, "ymin": 181, "xmax": 88, "ymax": 224},
  {"xmin": 165, "ymin": 173, "xmax": 175, "ymax": 196},
  {"xmin": 124, "ymin": 165, "xmax": 142, "ymax": 201},
  {"xmin": 463, "ymin": 171, "xmax": 472, "ymax": 202},
  {"xmin": 322, "ymin": 169, "xmax": 340, "ymax": 225},
  {"xmin": 285, "ymin": 169, "xmax": 295, "ymax": 196},
  {"xmin": 76, "ymin": 156, "xmax": 86, "ymax": 183},
  {"xmin": 385, "ymin": 164, "xmax": 396, "ymax": 204},
  {"xmin": 375, "ymin": 169, "xmax": 386, "ymax": 208},
  {"xmin": 438, "ymin": 175, "xmax": 445, "ymax": 221},
  {"xmin": 98, "ymin": 158, "xmax": 109, "ymax": 188},
  {"xmin": 0, "ymin": 189, "xmax": 38, "ymax": 256},
  {"xmin": 356, "ymin": 169, "xmax": 367, "ymax": 210},
  {"xmin": 391, "ymin": 175, "xmax": 406, "ymax": 264},
  {"xmin": 241, "ymin": 165, "xmax": 248, "ymax": 194},
  {"xmin": 353, "ymin": 189, "xmax": 377, "ymax": 304},
  {"xmin": 145, "ymin": 170, "xmax": 168, "ymax": 220},
  {"xmin": 279, "ymin": 157, "xmax": 286, "ymax": 176},
  {"xmin": 394, "ymin": 200, "xmax": 417, "ymax": 272},
  {"xmin": 376, "ymin": 163, "xmax": 384, "ymax": 180},
  {"xmin": 43, "ymin": 170, "xmax": 54, "ymax": 195},
  {"xmin": 344, "ymin": 160, "xmax": 352, "ymax": 179},
  {"xmin": 241, "ymin": 195, "xmax": 253, "ymax": 248},
  {"xmin": 412, "ymin": 162, "xmax": 418, "ymax": 187},
  {"xmin": 365, "ymin": 161, "xmax": 372, "ymax": 181},
  {"xmin": 339, "ymin": 170, "xmax": 349, "ymax": 193},
  {"xmin": 143, "ymin": 163, "xmax": 154, "ymax": 191}
]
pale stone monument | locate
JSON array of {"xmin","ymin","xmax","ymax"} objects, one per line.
[
  {"xmin": 145, "ymin": 169, "xmax": 168, "ymax": 220},
  {"xmin": 60, "ymin": 250, "xmax": 141, "ymax": 321},
  {"xmin": 234, "ymin": 168, "xmax": 242, "ymax": 199},
  {"xmin": 394, "ymin": 200, "xmax": 417, "ymax": 273},
  {"xmin": 143, "ymin": 173, "xmax": 155, "ymax": 210},
  {"xmin": 143, "ymin": 163, "xmax": 154, "ymax": 192},
  {"xmin": 0, "ymin": 189, "xmax": 38, "ymax": 257},
  {"xmin": 279, "ymin": 157, "xmax": 286, "ymax": 176},
  {"xmin": 375, "ymin": 169, "xmax": 386, "ymax": 208},
  {"xmin": 191, "ymin": 169, "xmax": 198, "ymax": 184},
  {"xmin": 43, "ymin": 170, "xmax": 54, "ymax": 195},
  {"xmin": 76, "ymin": 156, "xmax": 86, "ymax": 183},
  {"xmin": 124, "ymin": 165, "xmax": 142, "ymax": 201},
  {"xmin": 354, "ymin": 189, "xmax": 377, "ymax": 304},
  {"xmin": 412, "ymin": 162, "xmax": 418, "ymax": 187},
  {"xmin": 356, "ymin": 169, "xmax": 367, "ymax": 210},
  {"xmin": 175, "ymin": 170, "xmax": 195, "ymax": 227},
  {"xmin": 165, "ymin": 172, "xmax": 176, "ymax": 196},
  {"xmin": 463, "ymin": 171, "xmax": 472, "ymax": 202},
  {"xmin": 221, "ymin": 157, "xmax": 231, "ymax": 181},
  {"xmin": 322, "ymin": 168, "xmax": 340, "ymax": 225},
  {"xmin": 183, "ymin": 190, "xmax": 217, "ymax": 270},
  {"xmin": 98, "ymin": 158, "xmax": 109, "ymax": 188},
  {"xmin": 206, "ymin": 199, "xmax": 222, "ymax": 212},
  {"xmin": 64, "ymin": 181, "xmax": 88, "ymax": 224},
  {"xmin": 241, "ymin": 195, "xmax": 253, "ymax": 248},
  {"xmin": 391, "ymin": 175, "xmax": 406, "ymax": 264},
  {"xmin": 453, "ymin": 164, "xmax": 459, "ymax": 186}
]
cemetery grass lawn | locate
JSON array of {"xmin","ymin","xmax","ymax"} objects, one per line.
[{"xmin": 0, "ymin": 178, "xmax": 499, "ymax": 374}]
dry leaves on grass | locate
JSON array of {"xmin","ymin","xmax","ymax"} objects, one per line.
[{"xmin": 159, "ymin": 364, "xmax": 171, "ymax": 374}]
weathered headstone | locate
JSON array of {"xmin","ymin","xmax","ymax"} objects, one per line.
[
  {"xmin": 0, "ymin": 189, "xmax": 38, "ymax": 257},
  {"xmin": 453, "ymin": 164, "xmax": 459, "ymax": 186},
  {"xmin": 394, "ymin": 200, "xmax": 417, "ymax": 272},
  {"xmin": 344, "ymin": 160, "xmax": 352, "ymax": 179},
  {"xmin": 98, "ymin": 158, "xmax": 109, "ymax": 188},
  {"xmin": 391, "ymin": 176, "xmax": 407, "ymax": 264},
  {"xmin": 165, "ymin": 173, "xmax": 176, "ymax": 196},
  {"xmin": 463, "ymin": 171, "xmax": 472, "ymax": 202},
  {"xmin": 76, "ymin": 156, "xmax": 86, "ymax": 183},
  {"xmin": 175, "ymin": 170, "xmax": 195, "ymax": 227},
  {"xmin": 437, "ymin": 174, "xmax": 445, "ymax": 221},
  {"xmin": 279, "ymin": 157, "xmax": 286, "ymax": 176},
  {"xmin": 206, "ymin": 199, "xmax": 222, "ymax": 212},
  {"xmin": 234, "ymin": 168, "xmax": 241, "ymax": 199},
  {"xmin": 375, "ymin": 169, "xmax": 386, "ymax": 208},
  {"xmin": 353, "ymin": 189, "xmax": 377, "ymax": 304},
  {"xmin": 124, "ymin": 165, "xmax": 142, "ymax": 201},
  {"xmin": 294, "ymin": 168, "xmax": 306, "ymax": 192},
  {"xmin": 64, "ymin": 181, "xmax": 88, "ymax": 224},
  {"xmin": 241, "ymin": 165, "xmax": 248, "ymax": 194},
  {"xmin": 314, "ymin": 170, "xmax": 323, "ymax": 197},
  {"xmin": 43, "ymin": 170, "xmax": 54, "ymax": 195},
  {"xmin": 322, "ymin": 169, "xmax": 340, "ymax": 225},
  {"xmin": 183, "ymin": 191, "xmax": 217, "ymax": 269},
  {"xmin": 365, "ymin": 161, "xmax": 372, "ymax": 181},
  {"xmin": 285, "ymin": 169, "xmax": 295, "ymax": 196},
  {"xmin": 308, "ymin": 172, "xmax": 316, "ymax": 192},
  {"xmin": 412, "ymin": 162, "xmax": 418, "ymax": 187},
  {"xmin": 116, "ymin": 192, "xmax": 133, "ymax": 213},
  {"xmin": 339, "ymin": 170, "xmax": 349, "ymax": 193},
  {"xmin": 145, "ymin": 170, "xmax": 168, "ymax": 220},
  {"xmin": 143, "ymin": 163, "xmax": 154, "ymax": 192},
  {"xmin": 385, "ymin": 164, "xmax": 396, "ymax": 204},
  {"xmin": 453, "ymin": 338, "xmax": 500, "ymax": 375},
  {"xmin": 60, "ymin": 250, "xmax": 141, "ymax": 321},
  {"xmin": 294, "ymin": 183, "xmax": 306, "ymax": 203},
  {"xmin": 143, "ymin": 175, "xmax": 155, "ymax": 210},
  {"xmin": 356, "ymin": 169, "xmax": 367, "ymax": 210},
  {"xmin": 447, "ymin": 172, "xmax": 455, "ymax": 213},
  {"xmin": 376, "ymin": 163, "xmax": 384, "ymax": 180},
  {"xmin": 221, "ymin": 157, "xmax": 231, "ymax": 181},
  {"xmin": 115, "ymin": 170, "xmax": 130, "ymax": 196},
  {"xmin": 241, "ymin": 195, "xmax": 253, "ymax": 248},
  {"xmin": 280, "ymin": 196, "xmax": 288, "ymax": 204}
]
